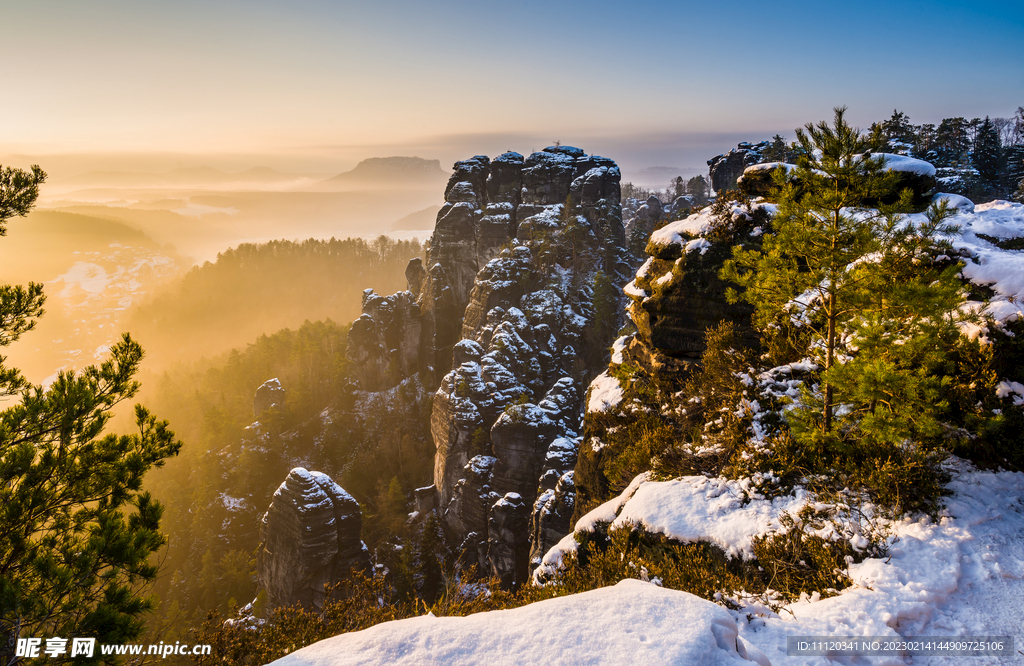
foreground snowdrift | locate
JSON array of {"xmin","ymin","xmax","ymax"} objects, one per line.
[
  {"xmin": 268, "ymin": 579, "xmax": 768, "ymax": 666},
  {"xmin": 536, "ymin": 461, "xmax": 1024, "ymax": 666},
  {"xmin": 268, "ymin": 463, "xmax": 1021, "ymax": 666}
]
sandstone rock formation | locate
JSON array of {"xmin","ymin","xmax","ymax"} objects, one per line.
[
  {"xmin": 346, "ymin": 288, "xmax": 422, "ymax": 392},
  {"xmin": 253, "ymin": 378, "xmax": 285, "ymax": 419},
  {"xmin": 256, "ymin": 467, "xmax": 370, "ymax": 613},
  {"xmin": 421, "ymin": 144, "xmax": 626, "ymax": 586},
  {"xmin": 574, "ymin": 202, "xmax": 763, "ymax": 517},
  {"xmin": 707, "ymin": 141, "xmax": 771, "ymax": 192},
  {"xmin": 342, "ymin": 146, "xmax": 629, "ymax": 588}
]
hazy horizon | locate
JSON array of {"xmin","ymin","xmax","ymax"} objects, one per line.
[{"xmin": 2, "ymin": 0, "xmax": 1021, "ymax": 178}]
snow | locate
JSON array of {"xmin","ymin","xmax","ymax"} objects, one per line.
[
  {"xmin": 610, "ymin": 477, "xmax": 812, "ymax": 560},
  {"xmin": 647, "ymin": 201, "xmax": 775, "ymax": 250},
  {"xmin": 995, "ymin": 380, "xmax": 1024, "ymax": 406},
  {"xmin": 534, "ymin": 461, "xmax": 1024, "ymax": 666},
  {"xmin": 545, "ymin": 474, "xmax": 813, "ymax": 563},
  {"xmin": 623, "ymin": 279, "xmax": 647, "ymax": 299},
  {"xmin": 260, "ymin": 459, "xmax": 1024, "ymax": 666},
  {"xmin": 744, "ymin": 162, "xmax": 796, "ymax": 175},
  {"xmin": 876, "ymin": 152, "xmax": 938, "ymax": 177},
  {"xmin": 268, "ymin": 579, "xmax": 764, "ymax": 666},
  {"xmin": 635, "ymin": 256, "xmax": 655, "ymax": 281},
  {"xmin": 932, "ymin": 192, "xmax": 975, "ymax": 213},
  {"xmin": 685, "ymin": 238, "xmax": 712, "ymax": 255},
  {"xmin": 938, "ymin": 200, "xmax": 1024, "ymax": 332},
  {"xmin": 741, "ymin": 461, "xmax": 1024, "ymax": 666},
  {"xmin": 219, "ymin": 493, "xmax": 247, "ymax": 511},
  {"xmin": 611, "ymin": 335, "xmax": 628, "ymax": 364},
  {"xmin": 649, "ymin": 208, "xmax": 714, "ymax": 247},
  {"xmin": 310, "ymin": 470, "xmax": 357, "ymax": 506},
  {"xmin": 586, "ymin": 371, "xmax": 624, "ymax": 413}
]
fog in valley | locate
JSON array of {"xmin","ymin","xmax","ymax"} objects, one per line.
[{"xmin": 1, "ymin": 154, "xmax": 448, "ymax": 385}]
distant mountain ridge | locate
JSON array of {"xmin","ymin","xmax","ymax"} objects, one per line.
[{"xmin": 324, "ymin": 156, "xmax": 448, "ymax": 184}]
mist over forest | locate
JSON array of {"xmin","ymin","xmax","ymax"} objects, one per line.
[{"xmin": 1, "ymin": 156, "xmax": 446, "ymax": 385}]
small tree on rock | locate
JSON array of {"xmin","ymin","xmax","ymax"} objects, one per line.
[{"xmin": 721, "ymin": 109, "xmax": 969, "ymax": 513}]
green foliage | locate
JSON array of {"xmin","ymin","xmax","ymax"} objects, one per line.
[
  {"xmin": 721, "ymin": 108, "xmax": 973, "ymax": 515},
  {"xmin": 620, "ymin": 182, "xmax": 654, "ymax": 201},
  {"xmin": 750, "ymin": 507, "xmax": 862, "ymax": 599},
  {"xmin": 138, "ymin": 317, "xmax": 433, "ymax": 643},
  {"xmin": 127, "ymin": 236, "xmax": 420, "ymax": 369},
  {"xmin": 1, "ymin": 170, "xmax": 180, "ymax": 661},
  {"xmin": 705, "ymin": 190, "xmax": 770, "ymax": 244},
  {"xmin": 190, "ymin": 513, "xmax": 867, "ymax": 662},
  {"xmin": 590, "ymin": 323, "xmax": 762, "ymax": 493},
  {"xmin": 971, "ymin": 116, "xmax": 1002, "ymax": 184},
  {"xmin": 762, "ymin": 135, "xmax": 793, "ymax": 162},
  {"xmin": 0, "ymin": 164, "xmax": 46, "ymax": 236},
  {"xmin": 686, "ymin": 175, "xmax": 710, "ymax": 204},
  {"xmin": 191, "ymin": 533, "xmax": 521, "ymax": 666},
  {"xmin": 947, "ymin": 318, "xmax": 1024, "ymax": 471},
  {"xmin": 583, "ymin": 271, "xmax": 623, "ymax": 369},
  {"xmin": 0, "ymin": 165, "xmax": 48, "ymax": 398},
  {"xmin": 546, "ymin": 515, "xmax": 867, "ymax": 610}
]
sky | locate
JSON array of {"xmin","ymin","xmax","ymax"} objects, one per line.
[{"xmin": 1, "ymin": 0, "xmax": 1022, "ymax": 175}]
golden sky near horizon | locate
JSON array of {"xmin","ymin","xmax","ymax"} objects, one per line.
[{"xmin": 1, "ymin": 0, "xmax": 1021, "ymax": 172}]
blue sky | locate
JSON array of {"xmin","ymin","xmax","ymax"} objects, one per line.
[{"xmin": 0, "ymin": 0, "xmax": 1021, "ymax": 174}]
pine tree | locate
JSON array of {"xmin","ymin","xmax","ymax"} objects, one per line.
[
  {"xmin": 721, "ymin": 109, "xmax": 968, "ymax": 511},
  {"xmin": 934, "ymin": 117, "xmax": 971, "ymax": 167},
  {"xmin": 972, "ymin": 116, "xmax": 1002, "ymax": 185},
  {"xmin": 1005, "ymin": 145, "xmax": 1024, "ymax": 201},
  {"xmin": 762, "ymin": 135, "xmax": 789, "ymax": 162},
  {"xmin": 685, "ymin": 175, "xmax": 709, "ymax": 204},
  {"xmin": 880, "ymin": 109, "xmax": 916, "ymax": 151},
  {"xmin": 1, "ymin": 164, "xmax": 181, "ymax": 661}
]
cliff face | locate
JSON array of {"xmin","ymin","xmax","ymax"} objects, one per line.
[
  {"xmin": 345, "ymin": 146, "xmax": 627, "ymax": 587},
  {"xmin": 346, "ymin": 289, "xmax": 422, "ymax": 392},
  {"xmin": 707, "ymin": 141, "xmax": 770, "ymax": 192},
  {"xmin": 573, "ymin": 203, "xmax": 763, "ymax": 517},
  {"xmin": 424, "ymin": 147, "xmax": 625, "ymax": 586}
]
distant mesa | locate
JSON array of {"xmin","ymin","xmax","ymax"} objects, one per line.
[{"xmin": 322, "ymin": 157, "xmax": 449, "ymax": 187}]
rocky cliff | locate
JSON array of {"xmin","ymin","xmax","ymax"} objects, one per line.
[
  {"xmin": 707, "ymin": 141, "xmax": 772, "ymax": 192},
  {"xmin": 345, "ymin": 146, "xmax": 629, "ymax": 587},
  {"xmin": 426, "ymin": 147, "xmax": 627, "ymax": 587},
  {"xmin": 573, "ymin": 201, "xmax": 765, "ymax": 517},
  {"xmin": 253, "ymin": 377, "xmax": 285, "ymax": 419}
]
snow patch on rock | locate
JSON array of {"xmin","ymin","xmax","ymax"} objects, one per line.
[{"xmin": 586, "ymin": 371, "xmax": 624, "ymax": 413}]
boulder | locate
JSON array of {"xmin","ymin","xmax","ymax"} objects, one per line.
[{"xmin": 737, "ymin": 162, "xmax": 794, "ymax": 198}]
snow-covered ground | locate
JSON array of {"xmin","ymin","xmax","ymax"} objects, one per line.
[
  {"xmin": 269, "ymin": 578, "xmax": 770, "ymax": 666},
  {"xmin": 272, "ymin": 461, "xmax": 1021, "ymax": 666},
  {"xmin": 740, "ymin": 460, "xmax": 1024, "ymax": 666}
]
